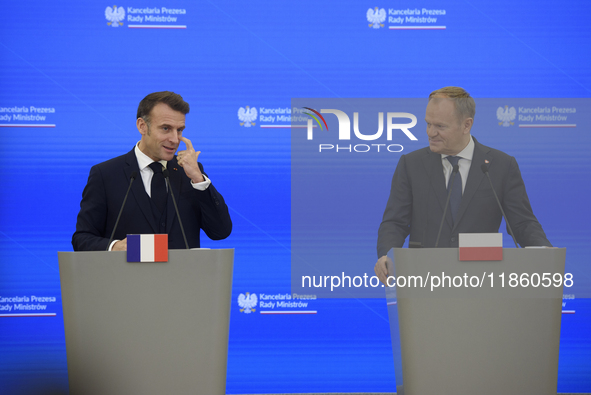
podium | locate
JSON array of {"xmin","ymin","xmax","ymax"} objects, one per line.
[
  {"xmin": 58, "ymin": 249, "xmax": 234, "ymax": 395},
  {"xmin": 387, "ymin": 248, "xmax": 566, "ymax": 395}
]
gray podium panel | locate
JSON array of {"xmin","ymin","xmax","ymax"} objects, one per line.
[
  {"xmin": 389, "ymin": 248, "xmax": 565, "ymax": 395},
  {"xmin": 58, "ymin": 249, "xmax": 234, "ymax": 395}
]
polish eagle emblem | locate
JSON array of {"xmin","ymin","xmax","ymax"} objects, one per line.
[
  {"xmin": 367, "ymin": 7, "xmax": 386, "ymax": 29},
  {"xmin": 238, "ymin": 106, "xmax": 257, "ymax": 127},
  {"xmin": 105, "ymin": 5, "xmax": 125, "ymax": 27},
  {"xmin": 238, "ymin": 292, "xmax": 258, "ymax": 313},
  {"xmin": 497, "ymin": 105, "xmax": 516, "ymax": 127}
]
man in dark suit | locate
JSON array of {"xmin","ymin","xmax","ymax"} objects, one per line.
[
  {"xmin": 72, "ymin": 91, "xmax": 232, "ymax": 251},
  {"xmin": 375, "ymin": 87, "xmax": 551, "ymax": 283}
]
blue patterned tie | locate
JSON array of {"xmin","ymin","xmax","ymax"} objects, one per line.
[{"xmin": 446, "ymin": 156, "xmax": 462, "ymax": 224}]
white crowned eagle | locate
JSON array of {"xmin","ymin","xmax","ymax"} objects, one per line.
[
  {"xmin": 497, "ymin": 105, "xmax": 516, "ymax": 126},
  {"xmin": 105, "ymin": 5, "xmax": 125, "ymax": 27},
  {"xmin": 238, "ymin": 292, "xmax": 257, "ymax": 313},
  {"xmin": 367, "ymin": 7, "xmax": 386, "ymax": 29},
  {"xmin": 238, "ymin": 106, "xmax": 257, "ymax": 127}
]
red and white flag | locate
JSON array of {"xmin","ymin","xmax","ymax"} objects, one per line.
[{"xmin": 459, "ymin": 233, "xmax": 503, "ymax": 261}]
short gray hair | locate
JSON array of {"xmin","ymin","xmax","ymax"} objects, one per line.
[{"xmin": 428, "ymin": 86, "xmax": 475, "ymax": 122}]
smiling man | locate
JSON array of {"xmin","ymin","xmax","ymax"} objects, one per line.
[
  {"xmin": 72, "ymin": 91, "xmax": 232, "ymax": 251},
  {"xmin": 374, "ymin": 87, "xmax": 551, "ymax": 284}
]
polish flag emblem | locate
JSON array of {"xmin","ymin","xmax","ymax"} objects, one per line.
[{"xmin": 459, "ymin": 233, "xmax": 502, "ymax": 261}]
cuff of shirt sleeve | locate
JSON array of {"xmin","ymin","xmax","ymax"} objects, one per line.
[
  {"xmin": 108, "ymin": 240, "xmax": 118, "ymax": 251},
  {"xmin": 191, "ymin": 174, "xmax": 211, "ymax": 191}
]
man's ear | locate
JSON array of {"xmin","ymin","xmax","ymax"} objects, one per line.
[
  {"xmin": 137, "ymin": 117, "xmax": 148, "ymax": 136},
  {"xmin": 462, "ymin": 117, "xmax": 473, "ymax": 134}
]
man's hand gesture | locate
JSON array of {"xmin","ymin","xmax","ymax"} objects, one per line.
[{"xmin": 176, "ymin": 136, "xmax": 204, "ymax": 183}]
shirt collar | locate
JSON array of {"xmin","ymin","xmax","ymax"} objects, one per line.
[
  {"xmin": 134, "ymin": 142, "xmax": 167, "ymax": 171},
  {"xmin": 442, "ymin": 135, "xmax": 475, "ymax": 161}
]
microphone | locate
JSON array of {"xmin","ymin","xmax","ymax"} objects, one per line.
[
  {"xmin": 107, "ymin": 171, "xmax": 137, "ymax": 251},
  {"xmin": 163, "ymin": 169, "xmax": 190, "ymax": 250},
  {"xmin": 481, "ymin": 164, "xmax": 519, "ymax": 248},
  {"xmin": 435, "ymin": 164, "xmax": 459, "ymax": 248}
]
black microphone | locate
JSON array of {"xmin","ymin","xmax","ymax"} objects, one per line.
[
  {"xmin": 107, "ymin": 171, "xmax": 137, "ymax": 251},
  {"xmin": 163, "ymin": 169, "xmax": 190, "ymax": 250},
  {"xmin": 481, "ymin": 164, "xmax": 519, "ymax": 248},
  {"xmin": 435, "ymin": 164, "xmax": 459, "ymax": 248}
]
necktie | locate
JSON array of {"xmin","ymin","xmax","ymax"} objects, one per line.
[
  {"xmin": 148, "ymin": 162, "xmax": 167, "ymax": 214},
  {"xmin": 446, "ymin": 156, "xmax": 462, "ymax": 224}
]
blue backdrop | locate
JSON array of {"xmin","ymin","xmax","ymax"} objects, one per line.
[{"xmin": 1, "ymin": 1, "xmax": 590, "ymax": 393}]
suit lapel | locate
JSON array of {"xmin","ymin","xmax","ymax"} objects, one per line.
[
  {"xmin": 423, "ymin": 149, "xmax": 453, "ymax": 228},
  {"xmin": 124, "ymin": 149, "xmax": 159, "ymax": 233},
  {"xmin": 452, "ymin": 138, "xmax": 490, "ymax": 231},
  {"xmin": 166, "ymin": 158, "xmax": 183, "ymax": 233}
]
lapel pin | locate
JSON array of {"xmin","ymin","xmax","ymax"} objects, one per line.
[{"xmin": 484, "ymin": 160, "xmax": 490, "ymax": 164}]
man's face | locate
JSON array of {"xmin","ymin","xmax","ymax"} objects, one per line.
[
  {"xmin": 137, "ymin": 102, "xmax": 185, "ymax": 162},
  {"xmin": 425, "ymin": 96, "xmax": 472, "ymax": 156}
]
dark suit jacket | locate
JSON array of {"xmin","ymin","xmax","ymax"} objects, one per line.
[
  {"xmin": 72, "ymin": 148, "xmax": 232, "ymax": 251},
  {"xmin": 377, "ymin": 137, "xmax": 551, "ymax": 257}
]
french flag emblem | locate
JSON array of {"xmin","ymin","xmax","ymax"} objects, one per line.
[
  {"xmin": 459, "ymin": 233, "xmax": 503, "ymax": 261},
  {"xmin": 127, "ymin": 234, "xmax": 168, "ymax": 262}
]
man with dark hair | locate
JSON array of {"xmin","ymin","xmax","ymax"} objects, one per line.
[
  {"xmin": 72, "ymin": 91, "xmax": 232, "ymax": 251},
  {"xmin": 375, "ymin": 86, "xmax": 551, "ymax": 284},
  {"xmin": 136, "ymin": 91, "xmax": 190, "ymax": 123}
]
